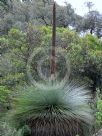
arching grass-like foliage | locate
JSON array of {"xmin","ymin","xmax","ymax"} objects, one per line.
[{"xmin": 5, "ymin": 82, "xmax": 94, "ymax": 136}]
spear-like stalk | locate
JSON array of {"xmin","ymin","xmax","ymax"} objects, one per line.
[{"xmin": 51, "ymin": 1, "xmax": 56, "ymax": 81}]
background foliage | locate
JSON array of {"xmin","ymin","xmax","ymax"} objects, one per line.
[{"xmin": 0, "ymin": 26, "xmax": 102, "ymax": 102}]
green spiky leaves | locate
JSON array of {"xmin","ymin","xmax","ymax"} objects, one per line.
[{"xmin": 7, "ymin": 82, "xmax": 94, "ymax": 126}]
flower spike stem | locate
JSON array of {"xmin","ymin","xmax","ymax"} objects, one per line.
[{"xmin": 51, "ymin": 1, "xmax": 56, "ymax": 82}]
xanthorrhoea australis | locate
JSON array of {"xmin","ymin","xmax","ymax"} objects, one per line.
[{"xmin": 6, "ymin": 82, "xmax": 94, "ymax": 136}]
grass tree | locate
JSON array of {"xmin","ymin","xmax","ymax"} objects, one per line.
[{"xmin": 4, "ymin": 82, "xmax": 94, "ymax": 136}]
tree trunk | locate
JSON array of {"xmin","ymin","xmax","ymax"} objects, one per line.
[{"xmin": 27, "ymin": 117, "xmax": 88, "ymax": 136}]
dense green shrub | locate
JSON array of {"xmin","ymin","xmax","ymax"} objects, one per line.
[
  {"xmin": 0, "ymin": 27, "xmax": 102, "ymax": 113},
  {"xmin": 0, "ymin": 122, "xmax": 30, "ymax": 136},
  {"xmin": 96, "ymin": 100, "xmax": 102, "ymax": 127},
  {"xmin": 0, "ymin": 86, "xmax": 10, "ymax": 112},
  {"xmin": 0, "ymin": 29, "xmax": 27, "ymax": 89},
  {"xmin": 66, "ymin": 34, "xmax": 102, "ymax": 91},
  {"xmin": 39, "ymin": 27, "xmax": 102, "ymax": 91}
]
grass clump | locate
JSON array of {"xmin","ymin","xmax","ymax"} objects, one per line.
[{"xmin": 4, "ymin": 82, "xmax": 94, "ymax": 136}]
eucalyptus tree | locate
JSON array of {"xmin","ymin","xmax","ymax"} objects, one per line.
[
  {"xmin": 76, "ymin": 1, "xmax": 102, "ymax": 38},
  {"xmin": 84, "ymin": 1, "xmax": 94, "ymax": 12},
  {"xmin": 0, "ymin": 0, "xmax": 14, "ymax": 35},
  {"xmin": 83, "ymin": 11, "xmax": 101, "ymax": 34}
]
